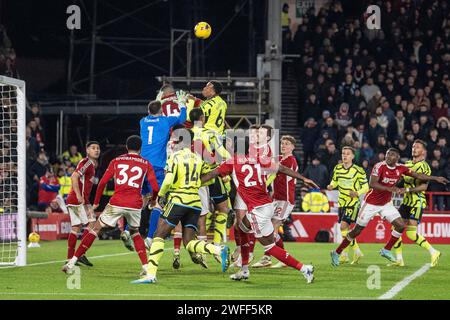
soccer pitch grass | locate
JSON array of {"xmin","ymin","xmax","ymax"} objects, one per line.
[{"xmin": 0, "ymin": 240, "xmax": 449, "ymax": 300}]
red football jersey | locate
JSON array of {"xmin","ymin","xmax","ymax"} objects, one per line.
[
  {"xmin": 273, "ymin": 155, "xmax": 298, "ymax": 204},
  {"xmin": 94, "ymin": 153, "xmax": 159, "ymax": 210},
  {"xmin": 38, "ymin": 175, "xmax": 60, "ymax": 205},
  {"xmin": 218, "ymin": 155, "xmax": 277, "ymax": 212},
  {"xmin": 364, "ymin": 161, "xmax": 412, "ymax": 206},
  {"xmin": 66, "ymin": 158, "xmax": 97, "ymax": 205},
  {"xmin": 161, "ymin": 93, "xmax": 180, "ymax": 117}
]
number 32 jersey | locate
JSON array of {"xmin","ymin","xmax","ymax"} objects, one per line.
[
  {"xmin": 94, "ymin": 153, "xmax": 159, "ymax": 210},
  {"xmin": 217, "ymin": 155, "xmax": 276, "ymax": 213}
]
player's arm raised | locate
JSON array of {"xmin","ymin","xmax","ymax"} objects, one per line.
[
  {"xmin": 92, "ymin": 161, "xmax": 115, "ymax": 210},
  {"xmin": 277, "ymin": 165, "xmax": 320, "ymax": 189},
  {"xmin": 407, "ymin": 171, "xmax": 449, "ymax": 185}
]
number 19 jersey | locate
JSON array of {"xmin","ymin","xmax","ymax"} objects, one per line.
[
  {"xmin": 217, "ymin": 155, "xmax": 276, "ymax": 213},
  {"xmin": 94, "ymin": 153, "xmax": 159, "ymax": 210}
]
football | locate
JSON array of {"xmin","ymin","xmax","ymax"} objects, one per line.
[
  {"xmin": 28, "ymin": 232, "xmax": 40, "ymax": 243},
  {"xmin": 194, "ymin": 21, "xmax": 212, "ymax": 39}
]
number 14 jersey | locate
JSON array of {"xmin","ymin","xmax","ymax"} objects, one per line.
[{"xmin": 94, "ymin": 153, "xmax": 159, "ymax": 210}]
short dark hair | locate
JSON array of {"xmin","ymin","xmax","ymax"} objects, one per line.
[
  {"xmin": 209, "ymin": 80, "xmax": 223, "ymax": 95},
  {"xmin": 189, "ymin": 108, "xmax": 204, "ymax": 122},
  {"xmin": 281, "ymin": 135, "xmax": 296, "ymax": 146},
  {"xmin": 260, "ymin": 124, "xmax": 273, "ymax": 141},
  {"xmin": 413, "ymin": 139, "xmax": 427, "ymax": 148},
  {"xmin": 148, "ymin": 100, "xmax": 162, "ymax": 115},
  {"xmin": 86, "ymin": 141, "xmax": 100, "ymax": 148},
  {"xmin": 387, "ymin": 147, "xmax": 400, "ymax": 155},
  {"xmin": 126, "ymin": 135, "xmax": 142, "ymax": 152},
  {"xmin": 342, "ymin": 146, "xmax": 355, "ymax": 154}
]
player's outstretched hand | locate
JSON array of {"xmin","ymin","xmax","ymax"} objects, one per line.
[
  {"xmin": 435, "ymin": 176, "xmax": 449, "ymax": 185},
  {"xmin": 349, "ymin": 190, "xmax": 359, "ymax": 198},
  {"xmin": 77, "ymin": 194, "xmax": 85, "ymax": 205},
  {"xmin": 304, "ymin": 178, "xmax": 319, "ymax": 189}
]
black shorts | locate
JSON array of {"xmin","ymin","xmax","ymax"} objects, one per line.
[
  {"xmin": 208, "ymin": 177, "xmax": 228, "ymax": 204},
  {"xmin": 162, "ymin": 202, "xmax": 201, "ymax": 231},
  {"xmin": 338, "ymin": 206, "xmax": 358, "ymax": 224},
  {"xmin": 399, "ymin": 204, "xmax": 423, "ymax": 222}
]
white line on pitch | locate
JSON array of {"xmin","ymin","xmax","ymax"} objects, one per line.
[
  {"xmin": 378, "ymin": 263, "xmax": 430, "ymax": 300},
  {"xmin": 0, "ymin": 292, "xmax": 375, "ymax": 300}
]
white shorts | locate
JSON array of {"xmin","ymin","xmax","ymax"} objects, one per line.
[
  {"xmin": 246, "ymin": 203, "xmax": 274, "ymax": 238},
  {"xmin": 198, "ymin": 186, "xmax": 211, "ymax": 216},
  {"xmin": 356, "ymin": 201, "xmax": 401, "ymax": 227},
  {"xmin": 67, "ymin": 204, "xmax": 95, "ymax": 227},
  {"xmin": 99, "ymin": 204, "xmax": 141, "ymax": 229},
  {"xmin": 234, "ymin": 192, "xmax": 248, "ymax": 211},
  {"xmin": 272, "ymin": 200, "xmax": 295, "ymax": 221}
]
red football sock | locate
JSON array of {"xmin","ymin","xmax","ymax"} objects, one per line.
[
  {"xmin": 67, "ymin": 232, "xmax": 78, "ymax": 259},
  {"xmin": 238, "ymin": 229, "xmax": 250, "ymax": 266},
  {"xmin": 336, "ymin": 237, "xmax": 352, "ymax": 254},
  {"xmin": 248, "ymin": 233, "xmax": 256, "ymax": 254},
  {"xmin": 174, "ymin": 232, "xmax": 182, "ymax": 251},
  {"xmin": 74, "ymin": 232, "xmax": 96, "ymax": 258},
  {"xmin": 265, "ymin": 245, "xmax": 303, "ymax": 270},
  {"xmin": 234, "ymin": 225, "xmax": 241, "ymax": 247},
  {"xmin": 132, "ymin": 233, "xmax": 148, "ymax": 266},
  {"xmin": 275, "ymin": 233, "xmax": 284, "ymax": 249},
  {"xmin": 82, "ymin": 228, "xmax": 89, "ymax": 239},
  {"xmin": 384, "ymin": 230, "xmax": 403, "ymax": 251}
]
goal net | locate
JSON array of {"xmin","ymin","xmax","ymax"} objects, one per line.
[{"xmin": 0, "ymin": 76, "xmax": 26, "ymax": 266}]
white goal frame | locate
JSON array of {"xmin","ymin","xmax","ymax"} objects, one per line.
[{"xmin": 0, "ymin": 75, "xmax": 26, "ymax": 266}]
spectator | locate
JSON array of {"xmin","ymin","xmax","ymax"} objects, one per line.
[
  {"xmin": 28, "ymin": 151, "xmax": 49, "ymax": 206},
  {"xmin": 37, "ymin": 167, "xmax": 61, "ymax": 211},
  {"xmin": 429, "ymin": 159, "xmax": 446, "ymax": 211},
  {"xmin": 58, "ymin": 167, "xmax": 73, "ymax": 200},
  {"xmin": 375, "ymin": 106, "xmax": 389, "ymax": 130},
  {"xmin": 437, "ymin": 137, "xmax": 450, "ymax": 159},
  {"xmin": 374, "ymin": 134, "xmax": 389, "ymax": 155},
  {"xmin": 361, "ymin": 78, "xmax": 380, "ymax": 103},
  {"xmin": 300, "ymin": 118, "xmax": 320, "ymax": 170},
  {"xmin": 62, "ymin": 145, "xmax": 83, "ymax": 167},
  {"xmin": 318, "ymin": 139, "xmax": 340, "ymax": 172},
  {"xmin": 302, "ymin": 94, "xmax": 321, "ymax": 123},
  {"xmin": 334, "ymin": 102, "xmax": 352, "ymax": 132},
  {"xmin": 387, "ymin": 109, "xmax": 406, "ymax": 144},
  {"xmin": 431, "ymin": 97, "xmax": 449, "ymax": 123},
  {"xmin": 398, "ymin": 140, "xmax": 411, "ymax": 163},
  {"xmin": 303, "ymin": 156, "xmax": 329, "ymax": 190},
  {"xmin": 366, "ymin": 116, "xmax": 385, "ymax": 148},
  {"xmin": 426, "ymin": 128, "xmax": 439, "ymax": 154},
  {"xmin": 437, "ymin": 117, "xmax": 450, "ymax": 143},
  {"xmin": 432, "ymin": 148, "xmax": 447, "ymax": 169}
]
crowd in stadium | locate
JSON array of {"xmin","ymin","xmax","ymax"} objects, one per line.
[
  {"xmin": 286, "ymin": 0, "xmax": 450, "ymax": 209},
  {"xmin": 0, "ymin": 24, "xmax": 17, "ymax": 78}
]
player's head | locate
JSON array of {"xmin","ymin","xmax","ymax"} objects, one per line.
[
  {"xmin": 281, "ymin": 135, "xmax": 295, "ymax": 156},
  {"xmin": 189, "ymin": 108, "xmax": 205, "ymax": 125},
  {"xmin": 249, "ymin": 124, "xmax": 260, "ymax": 144},
  {"xmin": 385, "ymin": 148, "xmax": 400, "ymax": 166},
  {"xmin": 86, "ymin": 141, "xmax": 100, "ymax": 159},
  {"xmin": 148, "ymin": 100, "xmax": 162, "ymax": 115},
  {"xmin": 202, "ymin": 80, "xmax": 222, "ymax": 98},
  {"xmin": 259, "ymin": 124, "xmax": 273, "ymax": 145},
  {"xmin": 159, "ymin": 83, "xmax": 175, "ymax": 96},
  {"xmin": 412, "ymin": 139, "xmax": 427, "ymax": 158},
  {"xmin": 341, "ymin": 146, "xmax": 355, "ymax": 164},
  {"xmin": 126, "ymin": 135, "xmax": 142, "ymax": 153},
  {"xmin": 172, "ymin": 128, "xmax": 194, "ymax": 149}
]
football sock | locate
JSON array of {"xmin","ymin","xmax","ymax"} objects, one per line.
[
  {"xmin": 173, "ymin": 232, "xmax": 182, "ymax": 253},
  {"xmin": 213, "ymin": 212, "xmax": 228, "ymax": 244},
  {"xmin": 406, "ymin": 225, "xmax": 436, "ymax": 254},
  {"xmin": 234, "ymin": 224, "xmax": 241, "ymax": 247},
  {"xmin": 336, "ymin": 235, "xmax": 353, "ymax": 255},
  {"xmin": 147, "ymin": 237, "xmax": 165, "ymax": 277},
  {"xmin": 264, "ymin": 243, "xmax": 303, "ymax": 270},
  {"xmin": 67, "ymin": 231, "xmax": 78, "ymax": 259},
  {"xmin": 384, "ymin": 230, "xmax": 403, "ymax": 251},
  {"xmin": 82, "ymin": 228, "xmax": 89, "ymax": 239},
  {"xmin": 131, "ymin": 233, "xmax": 148, "ymax": 266},
  {"xmin": 74, "ymin": 231, "xmax": 97, "ymax": 259},
  {"xmin": 186, "ymin": 239, "xmax": 221, "ymax": 255},
  {"xmin": 393, "ymin": 237, "xmax": 403, "ymax": 260},
  {"xmin": 238, "ymin": 228, "xmax": 250, "ymax": 266},
  {"xmin": 147, "ymin": 207, "xmax": 162, "ymax": 239},
  {"xmin": 248, "ymin": 233, "xmax": 256, "ymax": 254},
  {"xmin": 340, "ymin": 229, "xmax": 350, "ymax": 256},
  {"xmin": 274, "ymin": 233, "xmax": 284, "ymax": 249},
  {"xmin": 205, "ymin": 212, "xmax": 213, "ymax": 232}
]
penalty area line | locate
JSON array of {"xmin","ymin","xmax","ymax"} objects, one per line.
[{"xmin": 378, "ymin": 263, "xmax": 430, "ymax": 300}]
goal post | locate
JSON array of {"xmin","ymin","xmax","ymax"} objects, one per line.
[{"xmin": 0, "ymin": 75, "xmax": 26, "ymax": 266}]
